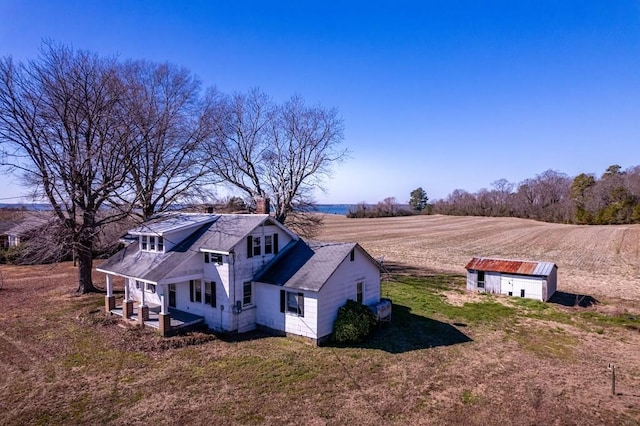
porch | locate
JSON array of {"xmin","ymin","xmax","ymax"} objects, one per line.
[{"xmin": 110, "ymin": 302, "xmax": 205, "ymax": 334}]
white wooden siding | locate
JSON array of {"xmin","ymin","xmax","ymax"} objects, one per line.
[
  {"xmin": 316, "ymin": 250, "xmax": 381, "ymax": 339},
  {"xmin": 126, "ymin": 277, "xmax": 161, "ymax": 306},
  {"xmin": 254, "ymin": 283, "xmax": 319, "ymax": 339},
  {"xmin": 500, "ymin": 274, "xmax": 544, "ymax": 301}
]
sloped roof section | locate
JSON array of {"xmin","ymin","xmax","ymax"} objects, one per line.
[
  {"xmin": 129, "ymin": 213, "xmax": 217, "ymax": 235},
  {"xmin": 255, "ymin": 239, "xmax": 357, "ymax": 292},
  {"xmin": 192, "ymin": 214, "xmax": 272, "ymax": 253},
  {"xmin": 98, "ymin": 223, "xmax": 210, "ymax": 283},
  {"xmin": 99, "ymin": 214, "xmax": 287, "ymax": 282},
  {"xmin": 465, "ymin": 257, "xmax": 556, "ymax": 277}
]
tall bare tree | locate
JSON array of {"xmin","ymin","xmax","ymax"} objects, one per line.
[
  {"xmin": 120, "ymin": 60, "xmax": 214, "ymax": 220},
  {"xmin": 206, "ymin": 89, "xmax": 347, "ymax": 230},
  {"xmin": 0, "ymin": 43, "xmax": 131, "ymax": 293}
]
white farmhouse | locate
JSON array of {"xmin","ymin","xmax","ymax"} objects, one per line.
[
  {"xmin": 465, "ymin": 257, "xmax": 558, "ymax": 302},
  {"xmin": 98, "ymin": 212, "xmax": 382, "ymax": 344}
]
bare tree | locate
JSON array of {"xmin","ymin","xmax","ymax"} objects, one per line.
[
  {"xmin": 206, "ymin": 89, "xmax": 347, "ymax": 230},
  {"xmin": 120, "ymin": 60, "xmax": 214, "ymax": 220},
  {"xmin": 0, "ymin": 43, "xmax": 131, "ymax": 293}
]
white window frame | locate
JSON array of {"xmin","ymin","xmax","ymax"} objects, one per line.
[
  {"xmin": 264, "ymin": 235, "xmax": 273, "ymax": 254},
  {"xmin": 286, "ymin": 291, "xmax": 304, "ymax": 317},
  {"xmin": 141, "ymin": 234, "xmax": 163, "ymax": 252},
  {"xmin": 243, "ymin": 281, "xmax": 252, "ymax": 306},
  {"xmin": 253, "ymin": 236, "xmax": 261, "ymax": 257}
]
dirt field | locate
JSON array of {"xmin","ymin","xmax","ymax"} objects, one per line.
[{"xmin": 317, "ymin": 214, "xmax": 640, "ymax": 302}]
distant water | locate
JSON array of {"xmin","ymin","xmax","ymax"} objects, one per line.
[
  {"xmin": 0, "ymin": 203, "xmax": 51, "ymax": 211},
  {"xmin": 0, "ymin": 202, "xmax": 355, "ymax": 215},
  {"xmin": 315, "ymin": 204, "xmax": 353, "ymax": 215}
]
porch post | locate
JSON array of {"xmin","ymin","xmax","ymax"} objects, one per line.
[
  {"xmin": 104, "ymin": 275, "xmax": 115, "ymax": 312},
  {"xmin": 122, "ymin": 278, "xmax": 134, "ymax": 319},
  {"xmin": 138, "ymin": 285, "xmax": 149, "ymax": 326},
  {"xmin": 158, "ymin": 288, "xmax": 171, "ymax": 337}
]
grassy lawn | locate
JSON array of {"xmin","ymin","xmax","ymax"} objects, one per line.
[{"xmin": 1, "ymin": 263, "xmax": 639, "ymax": 425}]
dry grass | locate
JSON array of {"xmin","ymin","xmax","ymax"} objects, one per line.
[{"xmin": 1, "ymin": 214, "xmax": 640, "ymax": 425}]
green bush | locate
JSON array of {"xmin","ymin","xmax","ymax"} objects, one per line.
[{"xmin": 333, "ymin": 299, "xmax": 378, "ymax": 344}]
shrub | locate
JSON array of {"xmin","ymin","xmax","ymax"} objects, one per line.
[{"xmin": 333, "ymin": 299, "xmax": 377, "ymax": 344}]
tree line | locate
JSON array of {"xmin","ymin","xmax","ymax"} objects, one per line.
[
  {"xmin": 0, "ymin": 42, "xmax": 346, "ymax": 292},
  {"xmin": 431, "ymin": 166, "xmax": 640, "ymax": 224}
]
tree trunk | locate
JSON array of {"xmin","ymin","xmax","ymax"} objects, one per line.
[{"xmin": 76, "ymin": 237, "xmax": 97, "ymax": 294}]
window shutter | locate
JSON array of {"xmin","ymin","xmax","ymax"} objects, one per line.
[
  {"xmin": 247, "ymin": 236, "xmax": 253, "ymax": 258},
  {"xmin": 211, "ymin": 282, "xmax": 216, "ymax": 307},
  {"xmin": 297, "ymin": 292, "xmax": 304, "ymax": 317},
  {"xmin": 273, "ymin": 233, "xmax": 279, "ymax": 254},
  {"xmin": 189, "ymin": 280, "xmax": 194, "ymax": 302},
  {"xmin": 280, "ymin": 290, "xmax": 285, "ymax": 313}
]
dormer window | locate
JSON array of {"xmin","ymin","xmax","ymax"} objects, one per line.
[
  {"xmin": 204, "ymin": 252, "xmax": 223, "ymax": 265},
  {"xmin": 140, "ymin": 234, "xmax": 164, "ymax": 253}
]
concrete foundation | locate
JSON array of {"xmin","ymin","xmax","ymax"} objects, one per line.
[
  {"xmin": 159, "ymin": 313, "xmax": 171, "ymax": 336},
  {"xmin": 105, "ymin": 295, "xmax": 116, "ymax": 312}
]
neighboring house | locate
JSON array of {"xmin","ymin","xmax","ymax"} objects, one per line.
[
  {"xmin": 98, "ymin": 212, "xmax": 382, "ymax": 344},
  {"xmin": 465, "ymin": 257, "xmax": 557, "ymax": 302},
  {"xmin": 1, "ymin": 212, "xmax": 52, "ymax": 247},
  {"xmin": 0, "ymin": 221, "xmax": 12, "ymax": 248}
]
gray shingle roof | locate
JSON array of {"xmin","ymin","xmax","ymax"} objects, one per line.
[
  {"xmin": 99, "ymin": 214, "xmax": 282, "ymax": 283},
  {"xmin": 129, "ymin": 213, "xmax": 216, "ymax": 235},
  {"xmin": 191, "ymin": 214, "xmax": 271, "ymax": 253},
  {"xmin": 255, "ymin": 239, "xmax": 357, "ymax": 292},
  {"xmin": 98, "ymin": 223, "xmax": 209, "ymax": 283}
]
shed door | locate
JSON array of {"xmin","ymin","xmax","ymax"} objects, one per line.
[{"xmin": 500, "ymin": 274, "xmax": 543, "ymax": 301}]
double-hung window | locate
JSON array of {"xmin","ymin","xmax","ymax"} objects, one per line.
[
  {"xmin": 280, "ymin": 290, "xmax": 304, "ymax": 317},
  {"xmin": 264, "ymin": 235, "xmax": 273, "ymax": 254},
  {"xmin": 141, "ymin": 236, "xmax": 148, "ymax": 250},
  {"xmin": 356, "ymin": 281, "xmax": 364, "ymax": 304},
  {"xmin": 243, "ymin": 282, "xmax": 252, "ymax": 306},
  {"xmin": 205, "ymin": 281, "xmax": 216, "ymax": 307},
  {"xmin": 190, "ymin": 280, "xmax": 202, "ymax": 303},
  {"xmin": 253, "ymin": 237, "xmax": 261, "ymax": 256}
]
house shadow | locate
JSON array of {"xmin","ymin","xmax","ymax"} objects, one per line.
[
  {"xmin": 548, "ymin": 291, "xmax": 599, "ymax": 308},
  {"xmin": 330, "ymin": 304, "xmax": 473, "ymax": 354}
]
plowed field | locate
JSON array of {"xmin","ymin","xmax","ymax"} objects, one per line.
[{"xmin": 317, "ymin": 214, "xmax": 640, "ymax": 301}]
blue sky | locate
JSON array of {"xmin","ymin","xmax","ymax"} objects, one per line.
[{"xmin": 1, "ymin": 1, "xmax": 639, "ymax": 204}]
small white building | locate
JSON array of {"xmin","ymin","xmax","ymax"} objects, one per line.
[
  {"xmin": 98, "ymin": 212, "xmax": 382, "ymax": 344},
  {"xmin": 465, "ymin": 257, "xmax": 557, "ymax": 302}
]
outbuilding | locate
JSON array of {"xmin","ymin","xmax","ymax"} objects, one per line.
[{"xmin": 465, "ymin": 257, "xmax": 557, "ymax": 302}]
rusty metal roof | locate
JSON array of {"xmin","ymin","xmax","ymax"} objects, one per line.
[{"xmin": 465, "ymin": 257, "xmax": 556, "ymax": 276}]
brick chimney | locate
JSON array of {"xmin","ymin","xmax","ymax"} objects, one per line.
[{"xmin": 255, "ymin": 197, "xmax": 270, "ymax": 215}]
